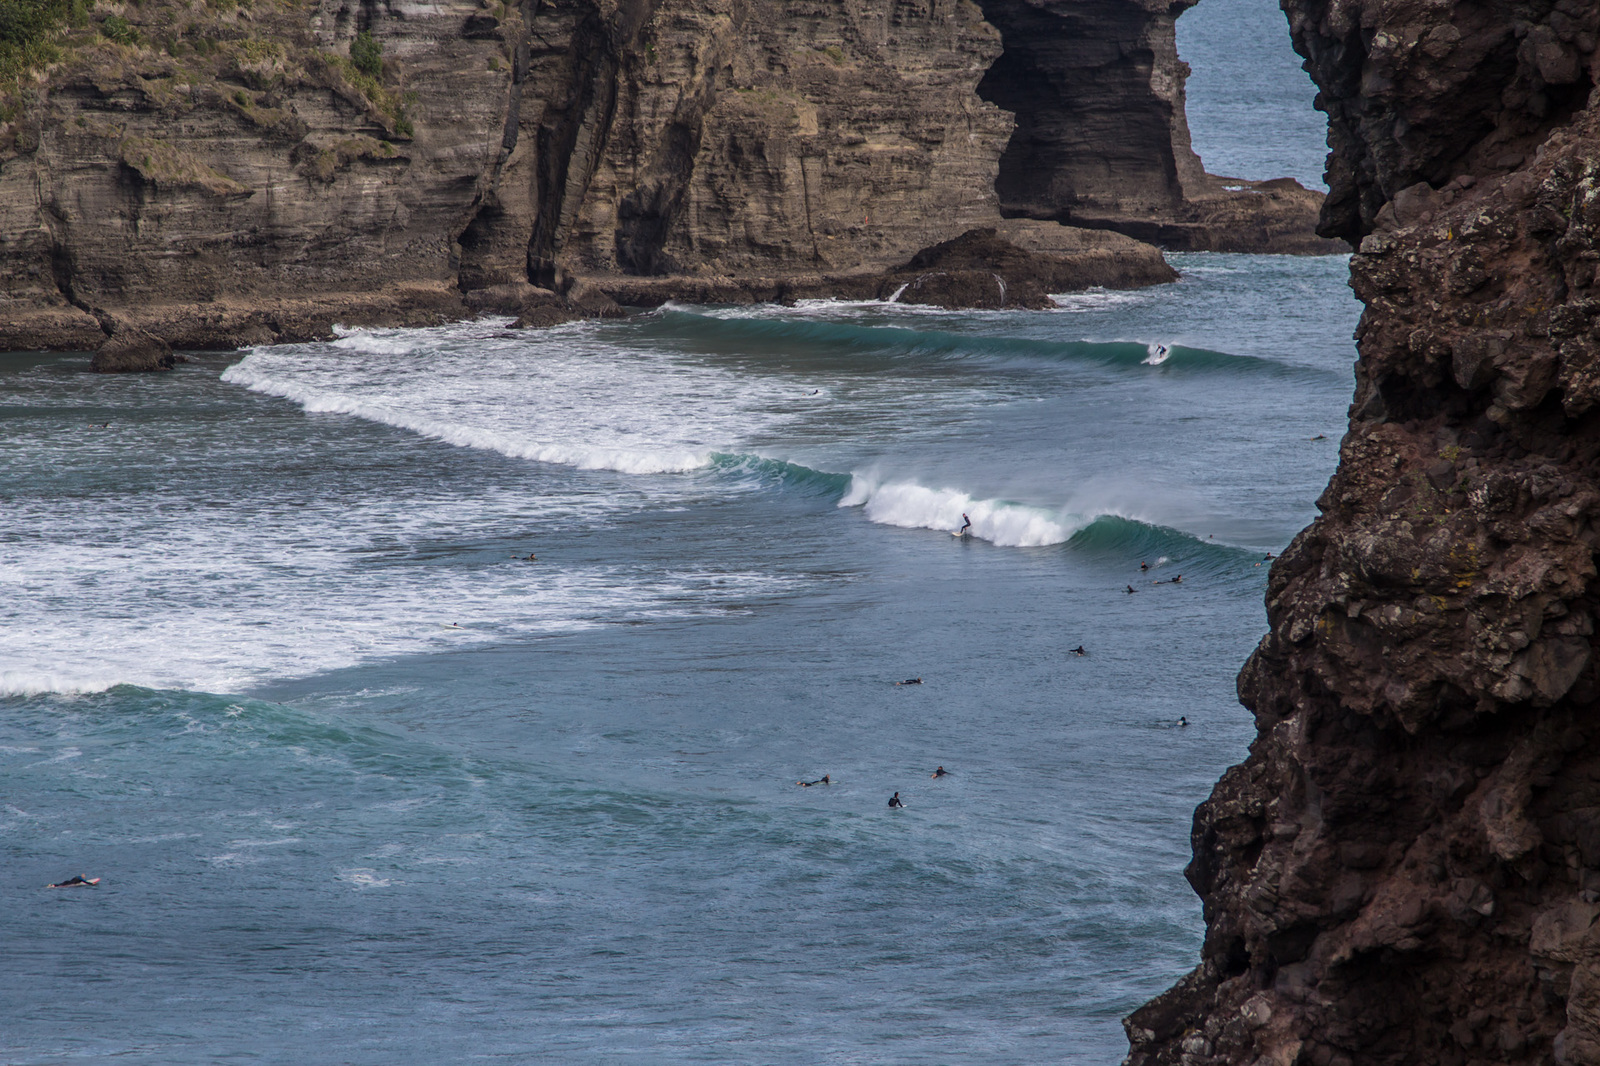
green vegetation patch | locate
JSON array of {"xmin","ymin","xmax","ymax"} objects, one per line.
[
  {"xmin": 348, "ymin": 28, "xmax": 379, "ymax": 77},
  {"xmin": 99, "ymin": 13, "xmax": 138, "ymax": 45},
  {"xmin": 324, "ymin": 48, "xmax": 413, "ymax": 138},
  {"xmin": 293, "ymin": 133, "xmax": 398, "ymax": 182},
  {"xmin": 0, "ymin": 0, "xmax": 91, "ymax": 85},
  {"xmin": 120, "ymin": 134, "xmax": 252, "ymax": 196}
]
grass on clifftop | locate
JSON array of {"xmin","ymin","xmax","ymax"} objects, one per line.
[{"xmin": 0, "ymin": 0, "xmax": 91, "ymax": 86}]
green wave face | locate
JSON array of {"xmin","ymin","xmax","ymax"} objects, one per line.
[{"xmin": 642, "ymin": 309, "xmax": 1293, "ymax": 375}]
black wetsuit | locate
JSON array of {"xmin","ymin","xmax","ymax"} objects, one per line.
[
  {"xmin": 932, "ymin": 767, "xmax": 947, "ymax": 778},
  {"xmin": 49, "ymin": 875, "xmax": 93, "ymax": 887},
  {"xmin": 888, "ymin": 793, "xmax": 904, "ymax": 808},
  {"xmin": 799, "ymin": 776, "xmax": 830, "ymax": 787}
]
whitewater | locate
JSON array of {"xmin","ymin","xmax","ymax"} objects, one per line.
[{"xmin": 1, "ymin": 1, "xmax": 1356, "ymax": 1060}]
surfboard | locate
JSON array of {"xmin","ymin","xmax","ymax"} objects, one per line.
[{"xmin": 952, "ymin": 530, "xmax": 969, "ymax": 538}]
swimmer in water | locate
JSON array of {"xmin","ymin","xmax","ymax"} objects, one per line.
[
  {"xmin": 931, "ymin": 766, "xmax": 947, "ymax": 778},
  {"xmin": 958, "ymin": 513, "xmax": 971, "ymax": 536},
  {"xmin": 888, "ymin": 792, "xmax": 905, "ymax": 808},
  {"xmin": 1070, "ymin": 645, "xmax": 1086, "ymax": 656},
  {"xmin": 47, "ymin": 875, "xmax": 98, "ymax": 888},
  {"xmin": 797, "ymin": 774, "xmax": 831, "ymax": 787},
  {"xmin": 896, "ymin": 678, "xmax": 922, "ymax": 685}
]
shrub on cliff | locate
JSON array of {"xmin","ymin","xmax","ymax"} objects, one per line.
[
  {"xmin": 349, "ymin": 30, "xmax": 380, "ymax": 78},
  {"xmin": 99, "ymin": 14, "xmax": 137, "ymax": 45},
  {"xmin": 0, "ymin": 0, "xmax": 90, "ymax": 85}
]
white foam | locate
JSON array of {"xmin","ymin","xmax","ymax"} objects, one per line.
[
  {"xmin": 1, "ymin": 484, "xmax": 794, "ymax": 695},
  {"xmin": 222, "ymin": 321, "xmax": 802, "ymax": 476},
  {"xmin": 839, "ymin": 473, "xmax": 1089, "ymax": 548},
  {"xmin": 1048, "ymin": 289, "xmax": 1148, "ymax": 313},
  {"xmin": 1142, "ymin": 343, "xmax": 1172, "ymax": 365}
]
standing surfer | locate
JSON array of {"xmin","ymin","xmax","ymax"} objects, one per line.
[{"xmin": 958, "ymin": 513, "xmax": 971, "ymax": 537}]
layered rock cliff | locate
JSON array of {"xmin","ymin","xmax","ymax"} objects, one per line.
[
  {"xmin": 1127, "ymin": 2, "xmax": 1600, "ymax": 1064},
  {"xmin": 0, "ymin": 0, "xmax": 1316, "ymax": 358},
  {"xmin": 974, "ymin": 0, "xmax": 1339, "ymax": 253}
]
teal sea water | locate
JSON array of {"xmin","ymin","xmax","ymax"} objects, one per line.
[{"xmin": 3, "ymin": 7, "xmax": 1349, "ymax": 1064}]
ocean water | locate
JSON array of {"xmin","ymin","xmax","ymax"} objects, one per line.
[
  {"xmin": 2, "ymin": 254, "xmax": 1358, "ymax": 1064},
  {"xmin": 4, "ymin": 7, "xmax": 1349, "ymax": 1059},
  {"xmin": 1179, "ymin": 0, "xmax": 1330, "ymax": 189}
]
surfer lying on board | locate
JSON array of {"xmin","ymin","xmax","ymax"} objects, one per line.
[
  {"xmin": 931, "ymin": 766, "xmax": 948, "ymax": 778},
  {"xmin": 798, "ymin": 774, "xmax": 831, "ymax": 787},
  {"xmin": 896, "ymin": 678, "xmax": 922, "ymax": 685},
  {"xmin": 48, "ymin": 875, "xmax": 99, "ymax": 888}
]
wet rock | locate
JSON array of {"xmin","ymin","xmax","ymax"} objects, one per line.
[{"xmin": 90, "ymin": 328, "xmax": 173, "ymax": 373}]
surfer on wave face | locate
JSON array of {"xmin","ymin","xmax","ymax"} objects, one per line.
[{"xmin": 958, "ymin": 513, "xmax": 971, "ymax": 536}]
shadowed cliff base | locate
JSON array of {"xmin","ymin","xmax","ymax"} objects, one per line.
[{"xmin": 1126, "ymin": 0, "xmax": 1600, "ymax": 1062}]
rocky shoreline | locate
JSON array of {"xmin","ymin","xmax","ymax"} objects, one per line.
[{"xmin": 0, "ymin": 0, "xmax": 1329, "ymax": 369}]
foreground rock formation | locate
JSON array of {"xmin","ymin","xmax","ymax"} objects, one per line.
[
  {"xmin": 0, "ymin": 0, "xmax": 1325, "ymax": 362},
  {"xmin": 1128, "ymin": 2, "xmax": 1600, "ymax": 1064}
]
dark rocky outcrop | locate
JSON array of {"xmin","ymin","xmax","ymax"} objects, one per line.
[
  {"xmin": 90, "ymin": 327, "xmax": 174, "ymax": 372},
  {"xmin": 1127, "ymin": 1, "xmax": 1600, "ymax": 1064},
  {"xmin": 886, "ymin": 223, "xmax": 1177, "ymax": 309}
]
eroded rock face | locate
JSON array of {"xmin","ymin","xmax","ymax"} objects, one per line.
[
  {"xmin": 975, "ymin": 0, "xmax": 1339, "ymax": 253},
  {"xmin": 976, "ymin": 0, "xmax": 1207, "ymax": 219},
  {"xmin": 1, "ymin": 0, "xmax": 1303, "ymax": 355},
  {"xmin": 1127, "ymin": 2, "xmax": 1600, "ymax": 1064}
]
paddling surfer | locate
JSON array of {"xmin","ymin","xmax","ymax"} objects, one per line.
[
  {"xmin": 797, "ymin": 774, "xmax": 831, "ymax": 787},
  {"xmin": 47, "ymin": 875, "xmax": 98, "ymax": 888}
]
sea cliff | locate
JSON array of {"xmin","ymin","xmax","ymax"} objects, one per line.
[
  {"xmin": 0, "ymin": 0, "xmax": 1320, "ymax": 359},
  {"xmin": 1127, "ymin": 1, "xmax": 1600, "ymax": 1064}
]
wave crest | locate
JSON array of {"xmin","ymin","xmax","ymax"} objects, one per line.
[{"xmin": 839, "ymin": 474, "xmax": 1087, "ymax": 547}]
